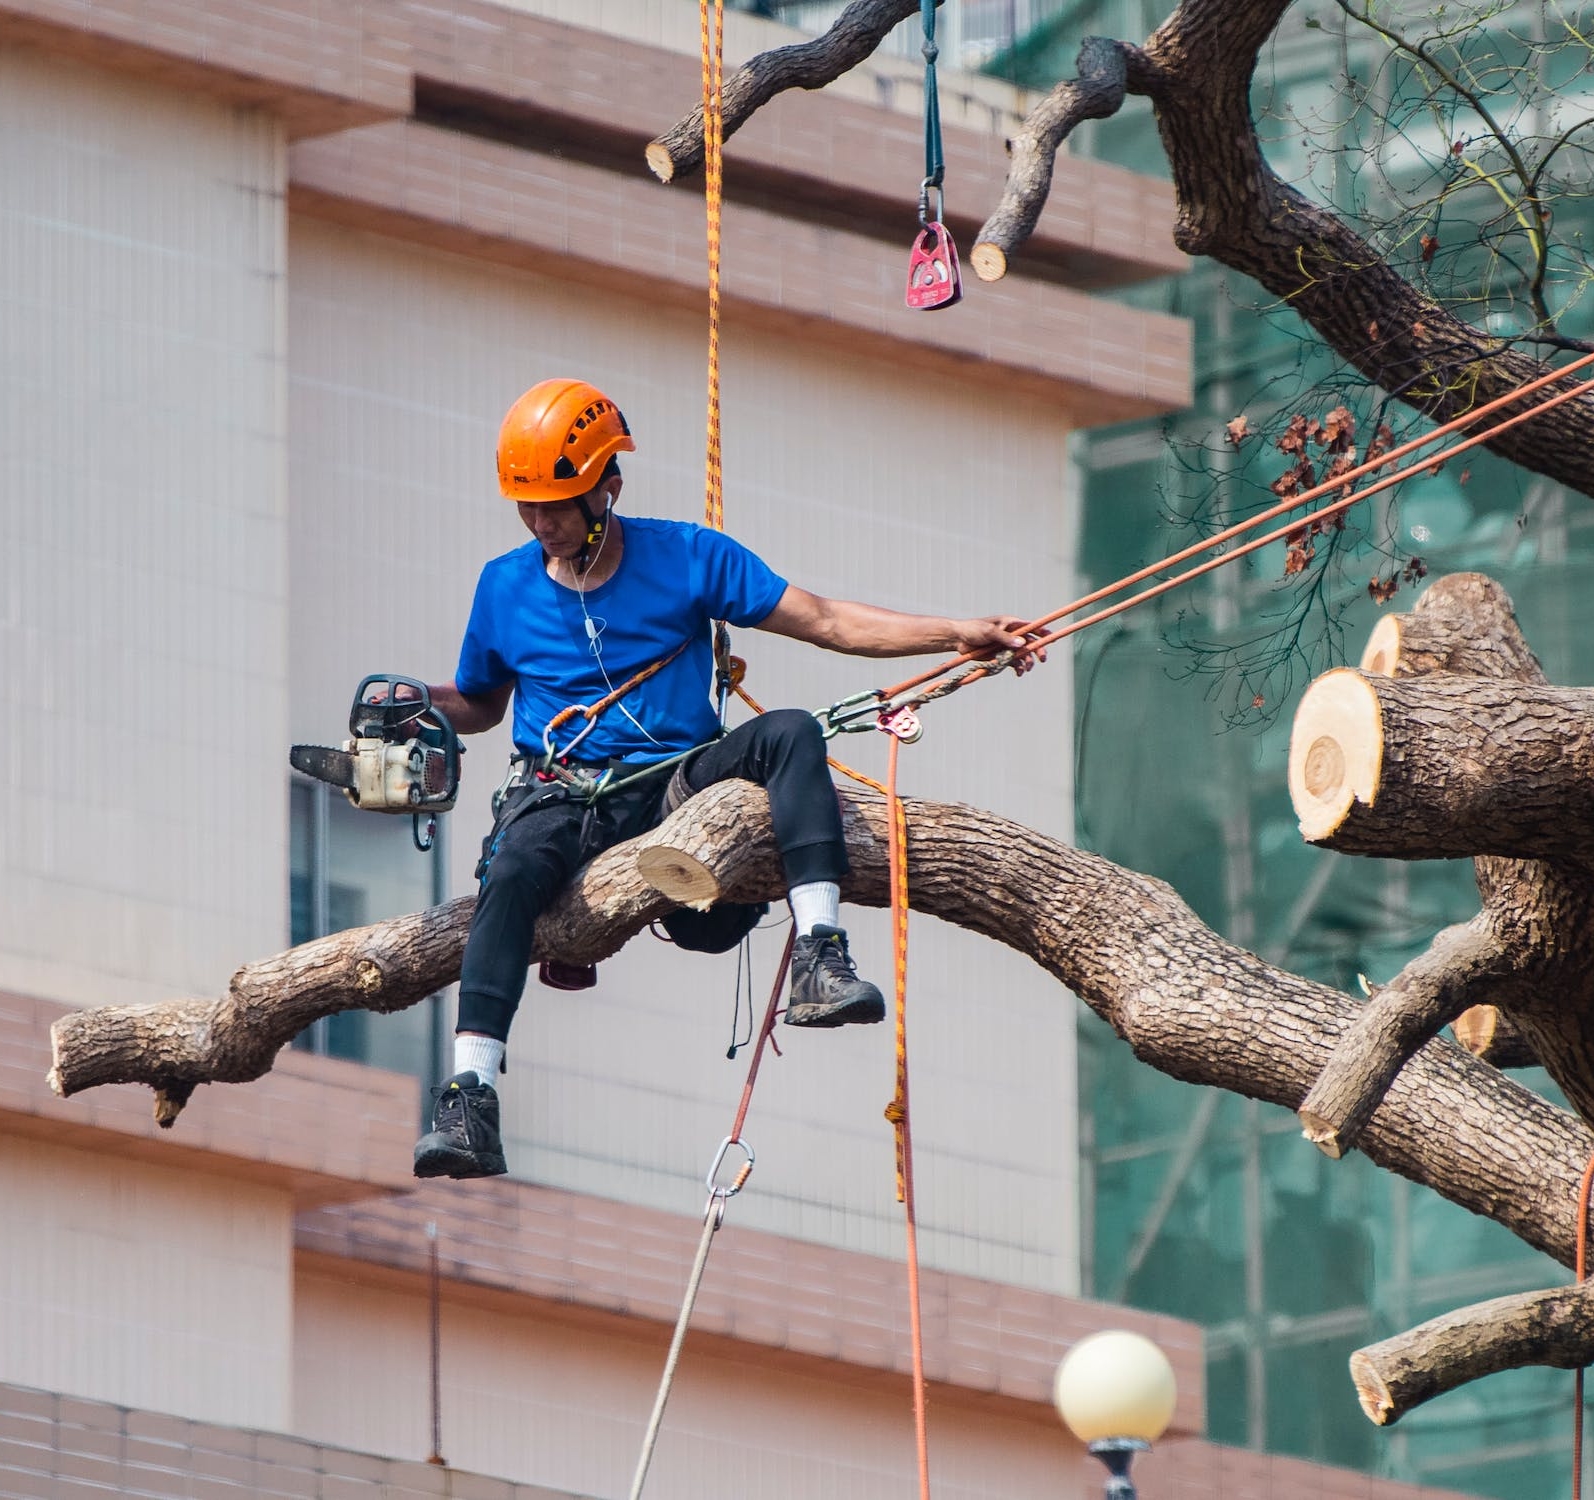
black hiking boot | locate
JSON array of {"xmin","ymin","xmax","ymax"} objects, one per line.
[
  {"xmin": 414, "ymin": 1071, "xmax": 509, "ymax": 1180},
  {"xmin": 785, "ymin": 925, "xmax": 887, "ymax": 1028}
]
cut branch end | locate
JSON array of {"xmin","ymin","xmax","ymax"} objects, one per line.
[
  {"xmin": 970, "ymin": 242, "xmax": 1008, "ymax": 282},
  {"xmin": 636, "ymin": 845, "xmax": 721, "ymax": 909},
  {"xmin": 644, "ymin": 139, "xmax": 677, "ymax": 183},
  {"xmin": 1350, "ymin": 1352, "xmax": 1396, "ymax": 1425},
  {"xmin": 1289, "ymin": 669, "xmax": 1383, "ymax": 842},
  {"xmin": 1299, "ymin": 1109, "xmax": 1346, "ymax": 1159}
]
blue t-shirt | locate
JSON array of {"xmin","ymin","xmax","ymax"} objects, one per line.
[{"xmin": 455, "ymin": 517, "xmax": 788, "ymax": 761}]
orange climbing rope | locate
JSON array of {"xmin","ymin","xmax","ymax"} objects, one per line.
[
  {"xmin": 1575, "ymin": 1148, "xmax": 1594, "ymax": 1500},
  {"xmin": 884, "ymin": 733, "xmax": 932, "ymax": 1500},
  {"xmin": 861, "ymin": 351, "xmax": 1594, "ymax": 718},
  {"xmin": 700, "ymin": 0, "xmax": 725, "ymax": 533}
]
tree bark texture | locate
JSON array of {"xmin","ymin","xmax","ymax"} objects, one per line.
[
  {"xmin": 964, "ymin": 36, "xmax": 1132, "ymax": 284},
  {"xmin": 1288, "ymin": 670, "xmax": 1594, "ymax": 862},
  {"xmin": 645, "ymin": 0, "xmax": 920, "ymax": 182},
  {"xmin": 1291, "ymin": 574, "xmax": 1594, "ymax": 1141},
  {"xmin": 48, "ymin": 775, "xmax": 1594, "ymax": 1274},
  {"xmin": 1352, "ymin": 1281, "xmax": 1594, "ymax": 1426}
]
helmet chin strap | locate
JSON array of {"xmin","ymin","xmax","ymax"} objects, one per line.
[{"xmin": 572, "ymin": 492, "xmax": 613, "ymax": 573}]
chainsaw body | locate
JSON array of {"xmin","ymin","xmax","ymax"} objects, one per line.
[{"xmin": 290, "ymin": 675, "xmax": 461, "ymax": 849}]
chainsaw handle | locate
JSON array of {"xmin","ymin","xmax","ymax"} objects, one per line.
[{"xmin": 350, "ymin": 674, "xmax": 434, "ymax": 739}]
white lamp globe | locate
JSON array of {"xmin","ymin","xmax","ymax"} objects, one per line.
[{"xmin": 1053, "ymin": 1330, "xmax": 1177, "ymax": 1444}]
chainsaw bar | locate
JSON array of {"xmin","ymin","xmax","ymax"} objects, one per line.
[{"xmin": 290, "ymin": 744, "xmax": 359, "ymax": 792}]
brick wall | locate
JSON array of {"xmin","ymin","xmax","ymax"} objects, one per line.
[{"xmin": 0, "ymin": 1382, "xmax": 588, "ymax": 1500}]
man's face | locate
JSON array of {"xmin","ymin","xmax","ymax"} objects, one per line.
[
  {"xmin": 517, "ymin": 497, "xmax": 585, "ymax": 556},
  {"xmin": 518, "ymin": 483, "xmax": 614, "ymax": 559}
]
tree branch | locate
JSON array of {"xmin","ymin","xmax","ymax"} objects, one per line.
[
  {"xmin": 48, "ymin": 779, "xmax": 1594, "ymax": 1284},
  {"xmin": 646, "ymin": 0, "xmax": 920, "ymax": 183},
  {"xmin": 1288, "ymin": 669, "xmax": 1594, "ymax": 861},
  {"xmin": 969, "ymin": 36, "xmax": 1136, "ymax": 282},
  {"xmin": 1299, "ymin": 916, "xmax": 1516, "ymax": 1158},
  {"xmin": 1351, "ymin": 1280, "xmax": 1594, "ymax": 1425}
]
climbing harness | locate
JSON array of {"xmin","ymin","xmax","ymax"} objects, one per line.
[{"xmin": 905, "ymin": 0, "xmax": 961, "ymax": 312}]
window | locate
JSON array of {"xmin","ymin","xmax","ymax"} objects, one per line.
[{"xmin": 289, "ymin": 778, "xmax": 447, "ymax": 1084}]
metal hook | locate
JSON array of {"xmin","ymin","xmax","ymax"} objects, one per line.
[{"xmin": 918, "ymin": 177, "xmax": 945, "ymax": 228}]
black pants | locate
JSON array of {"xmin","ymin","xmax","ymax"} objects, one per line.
[{"xmin": 457, "ymin": 708, "xmax": 848, "ymax": 1041}]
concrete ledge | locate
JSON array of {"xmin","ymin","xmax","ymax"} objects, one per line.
[
  {"xmin": 290, "ymin": 119, "xmax": 1191, "ymax": 422},
  {"xmin": 297, "ymin": 1174, "xmax": 1207, "ymax": 1433},
  {"xmin": 0, "ymin": 0, "xmax": 409, "ymax": 139},
  {"xmin": 0, "ymin": 1380, "xmax": 591, "ymax": 1500}
]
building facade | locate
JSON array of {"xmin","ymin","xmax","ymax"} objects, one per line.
[{"xmin": 0, "ymin": 0, "xmax": 1476, "ymax": 1494}]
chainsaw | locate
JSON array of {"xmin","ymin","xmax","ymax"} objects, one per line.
[{"xmin": 290, "ymin": 675, "xmax": 462, "ymax": 851}]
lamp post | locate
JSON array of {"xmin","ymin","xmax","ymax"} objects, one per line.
[{"xmin": 1053, "ymin": 1330, "xmax": 1177, "ymax": 1499}]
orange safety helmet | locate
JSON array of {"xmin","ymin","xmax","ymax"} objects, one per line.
[{"xmin": 496, "ymin": 378, "xmax": 636, "ymax": 503}]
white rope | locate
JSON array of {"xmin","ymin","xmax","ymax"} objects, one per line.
[{"xmin": 628, "ymin": 1201, "xmax": 723, "ymax": 1500}]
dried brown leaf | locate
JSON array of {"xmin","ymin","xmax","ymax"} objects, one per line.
[{"xmin": 1225, "ymin": 414, "xmax": 1250, "ymax": 445}]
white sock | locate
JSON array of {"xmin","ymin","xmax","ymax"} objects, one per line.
[
  {"xmin": 454, "ymin": 1033, "xmax": 505, "ymax": 1084},
  {"xmin": 788, "ymin": 880, "xmax": 841, "ymax": 935}
]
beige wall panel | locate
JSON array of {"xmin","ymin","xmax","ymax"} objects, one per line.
[
  {"xmin": 0, "ymin": 1138, "xmax": 292, "ymax": 1428},
  {"xmin": 0, "ymin": 49, "xmax": 289, "ymax": 1009},
  {"xmin": 294, "ymin": 1270, "xmax": 1082, "ymax": 1498},
  {"xmin": 287, "ymin": 219, "xmax": 1079, "ymax": 1293}
]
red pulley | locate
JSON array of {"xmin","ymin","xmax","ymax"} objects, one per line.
[{"xmin": 905, "ymin": 222, "xmax": 962, "ymax": 311}]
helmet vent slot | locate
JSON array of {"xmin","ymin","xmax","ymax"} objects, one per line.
[{"xmin": 553, "ymin": 456, "xmax": 579, "ymax": 480}]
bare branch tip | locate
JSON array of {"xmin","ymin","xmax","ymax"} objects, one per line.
[
  {"xmin": 1349, "ymin": 1352, "xmax": 1396, "ymax": 1425},
  {"xmin": 153, "ymin": 1086, "xmax": 192, "ymax": 1129},
  {"xmin": 1299, "ymin": 1110, "xmax": 1346, "ymax": 1158},
  {"xmin": 970, "ymin": 242, "xmax": 1008, "ymax": 283},
  {"xmin": 644, "ymin": 140, "xmax": 676, "ymax": 184}
]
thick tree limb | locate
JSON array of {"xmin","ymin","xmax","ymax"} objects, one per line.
[
  {"xmin": 646, "ymin": 0, "xmax": 920, "ymax": 183},
  {"xmin": 1360, "ymin": 574, "xmax": 1548, "ymax": 685},
  {"xmin": 1299, "ymin": 917, "xmax": 1517, "ymax": 1158},
  {"xmin": 49, "ymin": 779, "xmax": 1594, "ymax": 1283},
  {"xmin": 1351, "ymin": 1281, "xmax": 1594, "ymax": 1425},
  {"xmin": 1288, "ymin": 669, "xmax": 1594, "ymax": 861},
  {"xmin": 967, "ymin": 37, "xmax": 1135, "ymax": 283}
]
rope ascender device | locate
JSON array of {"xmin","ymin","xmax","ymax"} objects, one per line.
[
  {"xmin": 289, "ymin": 675, "xmax": 461, "ymax": 852},
  {"xmin": 905, "ymin": 0, "xmax": 961, "ymax": 312}
]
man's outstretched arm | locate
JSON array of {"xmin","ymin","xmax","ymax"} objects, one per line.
[{"xmin": 757, "ymin": 585, "xmax": 1042, "ymax": 669}]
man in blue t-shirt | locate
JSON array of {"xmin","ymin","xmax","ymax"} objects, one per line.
[{"xmin": 411, "ymin": 379, "xmax": 1041, "ymax": 1180}]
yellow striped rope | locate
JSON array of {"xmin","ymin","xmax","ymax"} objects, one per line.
[{"xmin": 700, "ymin": 0, "xmax": 725, "ymax": 532}]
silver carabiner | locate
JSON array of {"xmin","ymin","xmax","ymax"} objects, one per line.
[
  {"xmin": 704, "ymin": 1136, "xmax": 755, "ymax": 1222},
  {"xmin": 816, "ymin": 690, "xmax": 886, "ymax": 740},
  {"xmin": 918, "ymin": 177, "xmax": 945, "ymax": 228}
]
